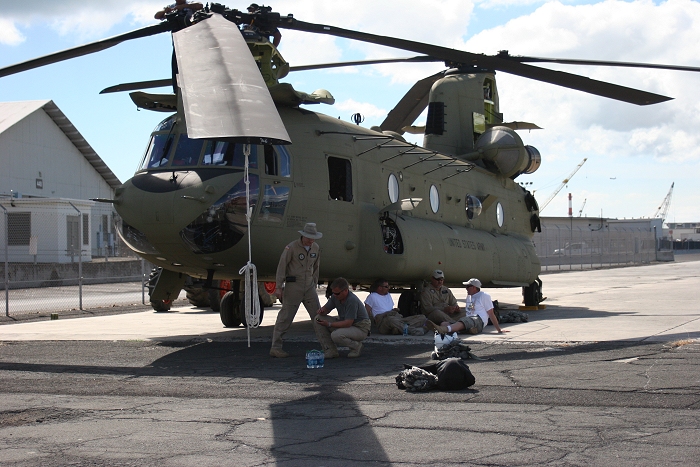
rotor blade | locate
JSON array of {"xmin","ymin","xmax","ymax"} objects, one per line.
[
  {"xmin": 0, "ymin": 23, "xmax": 171, "ymax": 79},
  {"xmin": 500, "ymin": 53, "xmax": 700, "ymax": 73},
  {"xmin": 101, "ymin": 79, "xmax": 172, "ymax": 94},
  {"xmin": 278, "ymin": 18, "xmax": 672, "ymax": 105},
  {"xmin": 100, "ymin": 56, "xmax": 441, "ymax": 94},
  {"xmin": 289, "ymin": 56, "xmax": 442, "ymax": 72},
  {"xmin": 173, "ymin": 13, "xmax": 290, "ymax": 144},
  {"xmin": 380, "ymin": 71, "xmax": 445, "ymax": 133}
]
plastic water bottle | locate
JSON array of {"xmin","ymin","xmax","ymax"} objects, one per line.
[
  {"xmin": 306, "ymin": 350, "xmax": 324, "ymax": 369},
  {"xmin": 403, "ymin": 323, "xmax": 409, "ymax": 336}
]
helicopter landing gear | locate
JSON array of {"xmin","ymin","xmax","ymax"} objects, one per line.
[
  {"xmin": 150, "ymin": 299, "xmax": 172, "ymax": 312},
  {"xmin": 522, "ymin": 278, "xmax": 544, "ymax": 307},
  {"xmin": 220, "ymin": 290, "xmax": 241, "ymax": 327},
  {"xmin": 241, "ymin": 295, "xmax": 265, "ymax": 327},
  {"xmin": 147, "ymin": 267, "xmax": 173, "ymax": 312},
  {"xmin": 219, "ymin": 285, "xmax": 265, "ymax": 327}
]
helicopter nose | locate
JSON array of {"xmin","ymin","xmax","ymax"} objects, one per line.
[{"xmin": 114, "ymin": 169, "xmax": 250, "ymax": 255}]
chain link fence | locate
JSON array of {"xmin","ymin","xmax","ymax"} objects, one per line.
[
  {"xmin": 1, "ymin": 204, "xmax": 153, "ymax": 317},
  {"xmin": 534, "ymin": 219, "xmax": 659, "ymax": 271}
]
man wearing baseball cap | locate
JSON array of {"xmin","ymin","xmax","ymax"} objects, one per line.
[
  {"xmin": 420, "ymin": 269, "xmax": 466, "ymax": 324},
  {"xmin": 426, "ymin": 278, "xmax": 508, "ymax": 335},
  {"xmin": 270, "ymin": 223, "xmax": 335, "ymax": 358}
]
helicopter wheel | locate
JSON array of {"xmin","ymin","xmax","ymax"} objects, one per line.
[
  {"xmin": 220, "ymin": 291, "xmax": 241, "ymax": 327},
  {"xmin": 241, "ymin": 295, "xmax": 265, "ymax": 327},
  {"xmin": 523, "ymin": 278, "xmax": 543, "ymax": 307},
  {"xmin": 185, "ymin": 287, "xmax": 210, "ymax": 308},
  {"xmin": 208, "ymin": 285, "xmax": 221, "ymax": 312},
  {"xmin": 150, "ymin": 299, "xmax": 172, "ymax": 312}
]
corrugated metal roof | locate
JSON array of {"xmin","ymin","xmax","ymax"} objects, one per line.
[{"xmin": 0, "ymin": 100, "xmax": 121, "ymax": 188}]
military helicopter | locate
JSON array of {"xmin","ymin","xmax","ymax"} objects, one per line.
[{"xmin": 3, "ymin": 3, "xmax": 699, "ymax": 327}]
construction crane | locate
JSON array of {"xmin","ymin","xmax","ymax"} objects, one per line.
[
  {"xmin": 653, "ymin": 182, "xmax": 674, "ymax": 221},
  {"xmin": 578, "ymin": 198, "xmax": 587, "ymax": 217},
  {"xmin": 538, "ymin": 158, "xmax": 588, "ymax": 213}
]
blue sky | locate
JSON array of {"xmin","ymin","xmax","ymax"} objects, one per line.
[{"xmin": 1, "ymin": 0, "xmax": 699, "ymax": 222}]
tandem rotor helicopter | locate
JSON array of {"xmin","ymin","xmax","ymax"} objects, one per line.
[{"xmin": 2, "ymin": 3, "xmax": 699, "ymax": 327}]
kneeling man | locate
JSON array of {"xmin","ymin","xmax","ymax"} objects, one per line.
[{"xmin": 316, "ymin": 277, "xmax": 372, "ymax": 358}]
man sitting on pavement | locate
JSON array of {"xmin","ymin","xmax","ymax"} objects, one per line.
[
  {"xmin": 365, "ymin": 279, "xmax": 428, "ymax": 335},
  {"xmin": 420, "ymin": 269, "xmax": 466, "ymax": 324},
  {"xmin": 426, "ymin": 278, "xmax": 509, "ymax": 335},
  {"xmin": 316, "ymin": 278, "xmax": 372, "ymax": 358}
]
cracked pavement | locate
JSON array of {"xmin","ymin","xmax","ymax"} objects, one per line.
[{"xmin": 1, "ymin": 258, "xmax": 699, "ymax": 466}]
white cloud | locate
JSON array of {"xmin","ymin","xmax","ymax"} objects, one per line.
[
  {"xmin": 0, "ymin": 1, "xmax": 163, "ymax": 42},
  {"xmin": 0, "ymin": 18, "xmax": 25, "ymax": 45},
  {"xmin": 3, "ymin": 0, "xmax": 700, "ymax": 220},
  {"xmin": 334, "ymin": 99, "xmax": 387, "ymax": 119}
]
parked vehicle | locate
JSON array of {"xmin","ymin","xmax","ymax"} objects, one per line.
[{"xmin": 553, "ymin": 242, "xmax": 600, "ymax": 256}]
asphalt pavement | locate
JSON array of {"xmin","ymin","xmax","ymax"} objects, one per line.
[{"xmin": 0, "ymin": 257, "xmax": 699, "ymax": 466}]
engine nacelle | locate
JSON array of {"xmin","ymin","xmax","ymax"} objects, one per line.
[{"xmin": 474, "ymin": 126, "xmax": 541, "ymax": 178}]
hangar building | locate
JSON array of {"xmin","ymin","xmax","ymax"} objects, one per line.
[{"xmin": 0, "ymin": 100, "xmax": 120, "ymax": 263}]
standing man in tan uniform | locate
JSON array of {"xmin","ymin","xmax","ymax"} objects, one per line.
[{"xmin": 270, "ymin": 223, "xmax": 334, "ymax": 358}]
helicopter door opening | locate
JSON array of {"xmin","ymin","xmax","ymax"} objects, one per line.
[
  {"xmin": 327, "ymin": 156, "xmax": 353, "ymax": 202},
  {"xmin": 380, "ymin": 213, "xmax": 404, "ymax": 255}
]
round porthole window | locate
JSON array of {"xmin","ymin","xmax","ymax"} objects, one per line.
[
  {"xmin": 465, "ymin": 195, "xmax": 482, "ymax": 220},
  {"xmin": 388, "ymin": 173, "xmax": 399, "ymax": 203},
  {"xmin": 496, "ymin": 202, "xmax": 504, "ymax": 227},
  {"xmin": 429, "ymin": 185, "xmax": 440, "ymax": 213}
]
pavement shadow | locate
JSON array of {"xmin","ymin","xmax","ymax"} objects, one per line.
[
  {"xmin": 495, "ymin": 303, "xmax": 636, "ymax": 321},
  {"xmin": 268, "ymin": 384, "xmax": 391, "ymax": 464}
]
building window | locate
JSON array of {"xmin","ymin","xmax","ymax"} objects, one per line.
[
  {"xmin": 8, "ymin": 212, "xmax": 31, "ymax": 246},
  {"xmin": 83, "ymin": 213, "xmax": 90, "ymax": 245}
]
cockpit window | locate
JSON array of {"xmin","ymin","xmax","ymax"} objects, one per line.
[
  {"xmin": 269, "ymin": 145, "xmax": 291, "ymax": 177},
  {"xmin": 154, "ymin": 115, "xmax": 175, "ymax": 132},
  {"xmin": 275, "ymin": 146, "xmax": 292, "ymax": 177},
  {"xmin": 202, "ymin": 141, "xmax": 258, "ymax": 168},
  {"xmin": 140, "ymin": 133, "xmax": 175, "ymax": 169},
  {"xmin": 172, "ymin": 134, "xmax": 204, "ymax": 167}
]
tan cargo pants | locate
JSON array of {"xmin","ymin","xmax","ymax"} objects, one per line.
[
  {"xmin": 375, "ymin": 311, "xmax": 428, "ymax": 335},
  {"xmin": 271, "ymin": 284, "xmax": 335, "ymax": 351},
  {"xmin": 424, "ymin": 308, "xmax": 467, "ymax": 325}
]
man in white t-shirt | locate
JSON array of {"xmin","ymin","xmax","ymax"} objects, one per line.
[
  {"xmin": 365, "ymin": 279, "xmax": 427, "ymax": 335},
  {"xmin": 426, "ymin": 278, "xmax": 508, "ymax": 336}
]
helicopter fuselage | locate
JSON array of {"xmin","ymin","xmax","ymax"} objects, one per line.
[{"xmin": 115, "ymin": 104, "xmax": 541, "ymax": 290}]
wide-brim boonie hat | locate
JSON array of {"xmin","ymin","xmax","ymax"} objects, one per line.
[{"xmin": 299, "ymin": 222, "xmax": 323, "ymax": 239}]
